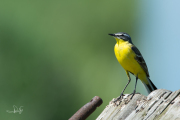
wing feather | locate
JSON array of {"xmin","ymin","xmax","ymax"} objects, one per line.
[{"xmin": 131, "ymin": 46, "xmax": 150, "ymax": 77}]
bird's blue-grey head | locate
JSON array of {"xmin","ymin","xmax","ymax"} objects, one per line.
[{"xmin": 108, "ymin": 32, "xmax": 132, "ymax": 44}]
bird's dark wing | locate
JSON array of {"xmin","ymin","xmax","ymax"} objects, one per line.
[{"xmin": 131, "ymin": 45, "xmax": 150, "ymax": 77}]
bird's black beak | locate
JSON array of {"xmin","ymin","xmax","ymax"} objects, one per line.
[{"xmin": 108, "ymin": 34, "xmax": 115, "ymax": 36}]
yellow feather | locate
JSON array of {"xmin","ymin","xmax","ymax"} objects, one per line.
[{"xmin": 114, "ymin": 38, "xmax": 148, "ymax": 84}]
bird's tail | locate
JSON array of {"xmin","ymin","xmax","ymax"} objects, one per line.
[{"xmin": 143, "ymin": 78, "xmax": 157, "ymax": 94}]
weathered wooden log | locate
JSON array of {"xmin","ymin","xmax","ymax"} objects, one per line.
[{"xmin": 96, "ymin": 89, "xmax": 180, "ymax": 120}]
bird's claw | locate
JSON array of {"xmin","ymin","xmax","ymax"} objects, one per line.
[
  {"xmin": 128, "ymin": 90, "xmax": 138, "ymax": 99},
  {"xmin": 114, "ymin": 93, "xmax": 124, "ymax": 102}
]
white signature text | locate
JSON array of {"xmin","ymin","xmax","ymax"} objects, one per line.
[{"xmin": 6, "ymin": 105, "xmax": 23, "ymax": 114}]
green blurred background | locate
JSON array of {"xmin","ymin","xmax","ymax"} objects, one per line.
[{"xmin": 0, "ymin": 0, "xmax": 163, "ymax": 120}]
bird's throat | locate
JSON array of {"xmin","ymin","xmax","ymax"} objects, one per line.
[{"xmin": 115, "ymin": 38, "xmax": 127, "ymax": 45}]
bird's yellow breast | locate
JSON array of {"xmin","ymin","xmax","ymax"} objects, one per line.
[{"xmin": 114, "ymin": 40, "xmax": 144, "ymax": 77}]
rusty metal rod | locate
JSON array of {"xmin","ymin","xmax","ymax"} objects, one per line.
[{"xmin": 69, "ymin": 96, "xmax": 103, "ymax": 120}]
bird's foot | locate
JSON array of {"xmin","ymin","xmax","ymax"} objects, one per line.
[
  {"xmin": 114, "ymin": 93, "xmax": 124, "ymax": 102},
  {"xmin": 128, "ymin": 90, "xmax": 140, "ymax": 99}
]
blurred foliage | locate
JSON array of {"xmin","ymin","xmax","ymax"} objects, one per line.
[{"xmin": 0, "ymin": 0, "xmax": 145, "ymax": 119}]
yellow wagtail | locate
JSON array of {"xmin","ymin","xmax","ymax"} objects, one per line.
[{"xmin": 109, "ymin": 32, "xmax": 157, "ymax": 99}]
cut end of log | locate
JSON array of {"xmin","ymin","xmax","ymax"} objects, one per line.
[{"xmin": 97, "ymin": 89, "xmax": 180, "ymax": 120}]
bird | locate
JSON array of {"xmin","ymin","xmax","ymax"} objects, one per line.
[{"xmin": 109, "ymin": 32, "xmax": 157, "ymax": 100}]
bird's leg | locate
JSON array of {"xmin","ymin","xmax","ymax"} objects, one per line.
[
  {"xmin": 115, "ymin": 71, "xmax": 131, "ymax": 101},
  {"xmin": 130, "ymin": 76, "xmax": 138, "ymax": 99}
]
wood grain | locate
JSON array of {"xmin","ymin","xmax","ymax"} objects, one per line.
[{"xmin": 96, "ymin": 89, "xmax": 180, "ymax": 120}]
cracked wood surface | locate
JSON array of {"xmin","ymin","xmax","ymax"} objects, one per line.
[{"xmin": 96, "ymin": 89, "xmax": 180, "ymax": 120}]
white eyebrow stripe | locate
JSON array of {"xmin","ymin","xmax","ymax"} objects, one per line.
[
  {"xmin": 115, "ymin": 33, "xmax": 122, "ymax": 36},
  {"xmin": 123, "ymin": 34, "xmax": 130, "ymax": 37}
]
